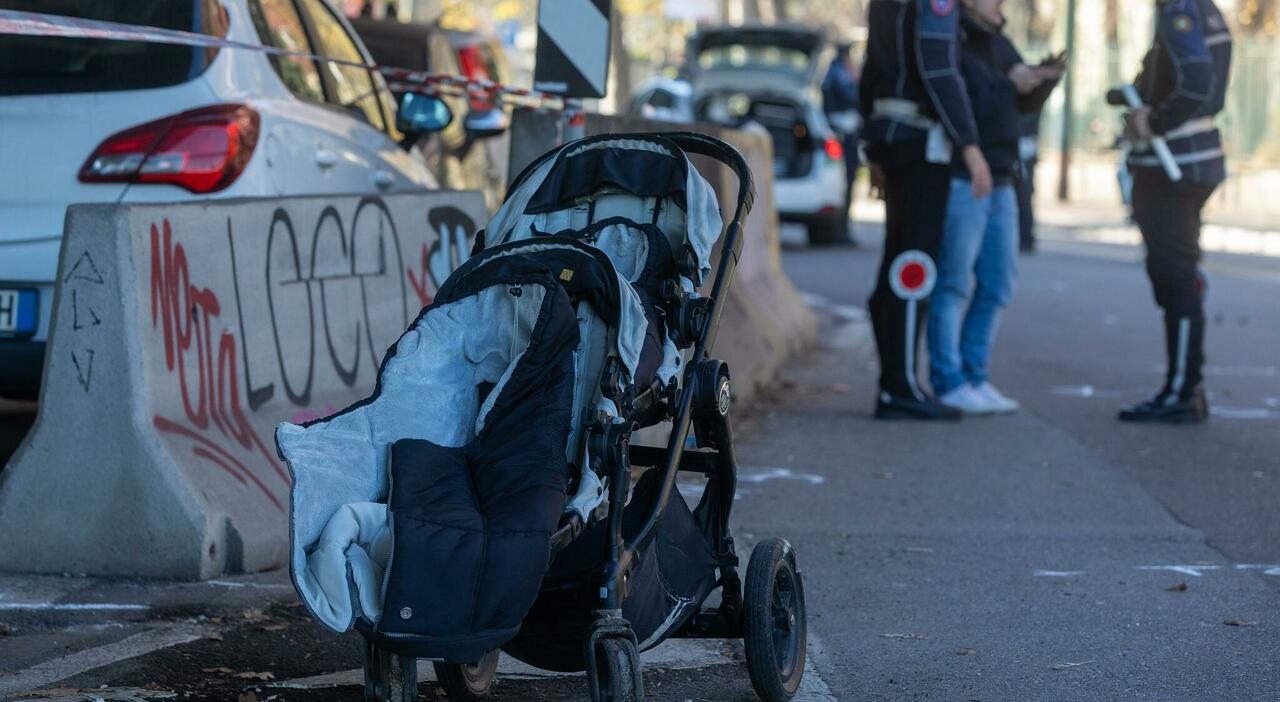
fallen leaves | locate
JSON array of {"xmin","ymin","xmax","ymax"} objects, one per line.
[
  {"xmin": 1223, "ymin": 618, "xmax": 1259, "ymax": 627},
  {"xmin": 1050, "ymin": 661, "xmax": 1091, "ymax": 671},
  {"xmin": 0, "ymin": 623, "xmax": 10, "ymax": 636},
  {"xmin": 880, "ymin": 633, "xmax": 928, "ymax": 640},
  {"xmin": 956, "ymin": 648, "xmax": 977, "ymax": 656},
  {"xmin": 201, "ymin": 667, "xmax": 235, "ymax": 675},
  {"xmin": 1165, "ymin": 582, "xmax": 1189, "ymax": 592}
]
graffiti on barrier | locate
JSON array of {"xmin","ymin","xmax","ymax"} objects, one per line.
[{"xmin": 144, "ymin": 196, "xmax": 478, "ymax": 513}]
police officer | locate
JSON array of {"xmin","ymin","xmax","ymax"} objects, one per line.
[
  {"xmin": 823, "ymin": 43, "xmax": 862, "ymax": 244},
  {"xmin": 1119, "ymin": 0, "xmax": 1232, "ymax": 423},
  {"xmin": 860, "ymin": 0, "xmax": 990, "ymax": 420}
]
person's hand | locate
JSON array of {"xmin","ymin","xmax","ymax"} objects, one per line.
[
  {"xmin": 1034, "ymin": 63, "xmax": 1064, "ymax": 82},
  {"xmin": 1128, "ymin": 105, "xmax": 1155, "ymax": 141},
  {"xmin": 1008, "ymin": 64, "xmax": 1043, "ymax": 94},
  {"xmin": 963, "ymin": 145, "xmax": 993, "ymax": 199},
  {"xmin": 869, "ymin": 162, "xmax": 886, "ymax": 201}
]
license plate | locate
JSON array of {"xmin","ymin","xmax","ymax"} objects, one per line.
[{"xmin": 0, "ymin": 288, "xmax": 38, "ymax": 338}]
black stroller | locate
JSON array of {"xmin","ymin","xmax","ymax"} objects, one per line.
[{"xmin": 277, "ymin": 132, "xmax": 807, "ymax": 702}]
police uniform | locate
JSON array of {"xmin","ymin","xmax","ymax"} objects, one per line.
[
  {"xmin": 1120, "ymin": 0, "xmax": 1232, "ymax": 423},
  {"xmin": 859, "ymin": 0, "xmax": 979, "ymax": 420}
]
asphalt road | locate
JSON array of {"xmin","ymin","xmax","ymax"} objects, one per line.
[
  {"xmin": 1, "ymin": 216, "xmax": 1277, "ymax": 701},
  {"xmin": 751, "ymin": 219, "xmax": 1280, "ymax": 699}
]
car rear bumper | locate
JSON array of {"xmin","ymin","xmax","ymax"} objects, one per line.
[
  {"xmin": 776, "ymin": 157, "xmax": 846, "ymax": 217},
  {"xmin": 0, "ymin": 340, "xmax": 45, "ymax": 401}
]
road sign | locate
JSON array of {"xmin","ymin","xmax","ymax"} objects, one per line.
[
  {"xmin": 889, "ymin": 250, "xmax": 937, "ymax": 302},
  {"xmin": 534, "ymin": 0, "xmax": 612, "ymax": 99}
]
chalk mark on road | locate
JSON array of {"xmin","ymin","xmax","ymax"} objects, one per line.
[{"xmin": 738, "ymin": 467, "xmax": 826, "ymax": 485}]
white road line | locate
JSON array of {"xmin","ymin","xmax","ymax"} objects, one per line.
[
  {"xmin": 0, "ymin": 602, "xmax": 149, "ymax": 611},
  {"xmin": 0, "ymin": 624, "xmax": 210, "ymax": 696},
  {"xmin": 1033, "ymin": 570, "xmax": 1087, "ymax": 577}
]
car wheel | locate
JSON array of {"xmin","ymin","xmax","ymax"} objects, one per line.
[{"xmin": 806, "ymin": 214, "xmax": 853, "ymax": 246}]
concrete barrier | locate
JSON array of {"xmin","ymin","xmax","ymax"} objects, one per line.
[
  {"xmin": 510, "ymin": 111, "xmax": 817, "ymax": 402},
  {"xmin": 0, "ymin": 192, "xmax": 486, "ymax": 579}
]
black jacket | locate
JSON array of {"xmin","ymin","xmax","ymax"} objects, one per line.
[
  {"xmin": 951, "ymin": 14, "xmax": 1056, "ymax": 182},
  {"xmin": 859, "ymin": 0, "xmax": 978, "ymax": 150},
  {"xmin": 1131, "ymin": 0, "xmax": 1231, "ymax": 184}
]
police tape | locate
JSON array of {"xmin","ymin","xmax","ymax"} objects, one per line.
[{"xmin": 0, "ymin": 9, "xmax": 567, "ymax": 113}]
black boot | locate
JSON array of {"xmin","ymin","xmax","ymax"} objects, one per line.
[
  {"xmin": 876, "ymin": 392, "xmax": 963, "ymax": 421},
  {"xmin": 1118, "ymin": 385, "xmax": 1209, "ymax": 423}
]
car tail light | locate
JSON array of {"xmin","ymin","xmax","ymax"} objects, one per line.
[
  {"xmin": 79, "ymin": 104, "xmax": 260, "ymax": 194},
  {"xmin": 457, "ymin": 45, "xmax": 495, "ymax": 113},
  {"xmin": 824, "ymin": 138, "xmax": 844, "ymax": 162}
]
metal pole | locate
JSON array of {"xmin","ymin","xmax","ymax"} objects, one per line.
[{"xmin": 1057, "ymin": 0, "xmax": 1077, "ymax": 202}]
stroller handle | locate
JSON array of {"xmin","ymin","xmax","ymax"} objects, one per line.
[
  {"xmin": 659, "ymin": 131, "xmax": 757, "ymax": 235},
  {"xmin": 622, "ymin": 132, "xmax": 757, "ymax": 560}
]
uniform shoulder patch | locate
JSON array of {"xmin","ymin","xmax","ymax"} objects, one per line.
[
  {"xmin": 1172, "ymin": 14, "xmax": 1194, "ymax": 32},
  {"xmin": 930, "ymin": 0, "xmax": 956, "ymax": 16}
]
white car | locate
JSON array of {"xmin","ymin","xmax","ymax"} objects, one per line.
[
  {"xmin": 0, "ymin": 0, "xmax": 450, "ymax": 400},
  {"xmin": 686, "ymin": 25, "xmax": 849, "ymax": 245}
]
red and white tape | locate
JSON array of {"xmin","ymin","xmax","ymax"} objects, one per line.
[{"xmin": 0, "ymin": 9, "xmax": 566, "ymax": 112}]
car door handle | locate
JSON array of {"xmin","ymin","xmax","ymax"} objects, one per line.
[
  {"xmin": 373, "ymin": 170, "xmax": 394, "ymax": 190},
  {"xmin": 313, "ymin": 149, "xmax": 339, "ymax": 169}
]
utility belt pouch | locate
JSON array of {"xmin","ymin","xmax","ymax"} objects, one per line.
[{"xmin": 925, "ymin": 124, "xmax": 953, "ymax": 165}]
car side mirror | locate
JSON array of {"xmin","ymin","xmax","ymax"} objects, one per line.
[
  {"xmin": 397, "ymin": 93, "xmax": 453, "ymax": 137},
  {"xmin": 464, "ymin": 108, "xmax": 507, "ymax": 140}
]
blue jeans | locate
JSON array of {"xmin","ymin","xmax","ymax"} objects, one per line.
[{"xmin": 928, "ymin": 180, "xmax": 1019, "ymax": 396}]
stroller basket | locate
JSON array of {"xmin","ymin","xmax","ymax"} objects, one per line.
[{"xmin": 276, "ymin": 132, "xmax": 808, "ymax": 702}]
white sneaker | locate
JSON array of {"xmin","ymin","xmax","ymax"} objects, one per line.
[
  {"xmin": 972, "ymin": 382, "xmax": 1020, "ymax": 414},
  {"xmin": 938, "ymin": 385, "xmax": 995, "ymax": 416}
]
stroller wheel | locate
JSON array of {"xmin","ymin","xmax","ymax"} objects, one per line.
[
  {"xmin": 744, "ymin": 538, "xmax": 807, "ymax": 702},
  {"xmin": 433, "ymin": 650, "xmax": 500, "ymax": 700},
  {"xmin": 590, "ymin": 638, "xmax": 643, "ymax": 702},
  {"xmin": 363, "ymin": 641, "xmax": 419, "ymax": 702}
]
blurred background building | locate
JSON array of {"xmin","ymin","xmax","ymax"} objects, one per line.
[{"xmin": 337, "ymin": 0, "xmax": 1280, "ymax": 222}]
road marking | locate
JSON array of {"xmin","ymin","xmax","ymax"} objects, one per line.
[
  {"xmin": 0, "ymin": 623, "xmax": 210, "ymax": 696},
  {"xmin": 1050, "ymin": 385, "xmax": 1123, "ymax": 398},
  {"xmin": 738, "ymin": 467, "xmax": 826, "ymax": 485},
  {"xmin": 1035, "ymin": 564, "xmax": 1280, "ymax": 578},
  {"xmin": 204, "ymin": 579, "xmax": 293, "ymax": 590},
  {"xmin": 0, "ymin": 602, "xmax": 149, "ymax": 611},
  {"xmin": 1212, "ymin": 407, "xmax": 1277, "ymax": 420},
  {"xmin": 1234, "ymin": 564, "xmax": 1280, "ymax": 576},
  {"xmin": 1137, "ymin": 565, "xmax": 1221, "ymax": 577}
]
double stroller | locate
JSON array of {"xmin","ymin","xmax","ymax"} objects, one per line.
[{"xmin": 276, "ymin": 132, "xmax": 808, "ymax": 702}]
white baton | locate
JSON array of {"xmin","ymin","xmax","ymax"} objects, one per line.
[{"xmin": 1121, "ymin": 85, "xmax": 1184, "ymax": 182}]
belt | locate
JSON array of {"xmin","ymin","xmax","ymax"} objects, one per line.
[
  {"xmin": 872, "ymin": 98, "xmax": 936, "ymax": 131},
  {"xmin": 1162, "ymin": 117, "xmax": 1217, "ymax": 140},
  {"xmin": 1131, "ymin": 147, "xmax": 1224, "ymax": 167}
]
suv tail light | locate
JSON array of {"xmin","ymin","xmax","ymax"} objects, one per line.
[
  {"xmin": 824, "ymin": 138, "xmax": 844, "ymax": 162},
  {"xmin": 79, "ymin": 104, "xmax": 260, "ymax": 194}
]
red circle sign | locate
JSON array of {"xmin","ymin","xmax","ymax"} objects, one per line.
[
  {"xmin": 888, "ymin": 250, "xmax": 937, "ymax": 301},
  {"xmin": 899, "ymin": 262, "xmax": 927, "ymax": 291}
]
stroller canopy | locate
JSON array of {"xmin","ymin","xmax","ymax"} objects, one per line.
[{"xmin": 486, "ymin": 135, "xmax": 725, "ymax": 285}]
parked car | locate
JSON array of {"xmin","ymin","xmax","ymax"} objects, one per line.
[
  {"xmin": 629, "ymin": 76, "xmax": 695, "ymax": 123},
  {"xmin": 0, "ymin": 0, "xmax": 452, "ymax": 400},
  {"xmin": 349, "ymin": 16, "xmax": 511, "ymax": 209},
  {"xmin": 686, "ymin": 24, "xmax": 848, "ymax": 245}
]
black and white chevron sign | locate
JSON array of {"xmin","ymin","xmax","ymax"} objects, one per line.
[{"xmin": 534, "ymin": 0, "xmax": 612, "ymax": 99}]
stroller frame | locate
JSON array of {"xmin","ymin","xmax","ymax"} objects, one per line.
[{"xmin": 364, "ymin": 133, "xmax": 807, "ymax": 702}]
